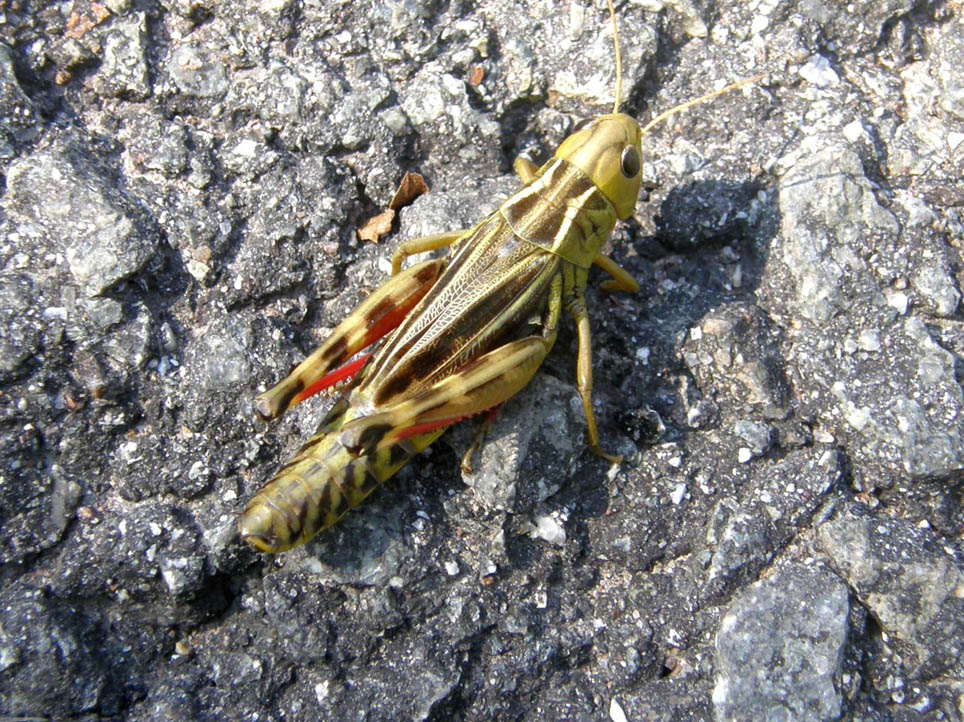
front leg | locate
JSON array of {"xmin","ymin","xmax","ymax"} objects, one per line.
[
  {"xmin": 513, "ymin": 156, "xmax": 539, "ymax": 184},
  {"xmin": 391, "ymin": 230, "xmax": 467, "ymax": 275},
  {"xmin": 593, "ymin": 253, "xmax": 640, "ymax": 293}
]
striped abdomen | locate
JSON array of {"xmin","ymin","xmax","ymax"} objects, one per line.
[{"xmin": 240, "ymin": 411, "xmax": 443, "ymax": 553}]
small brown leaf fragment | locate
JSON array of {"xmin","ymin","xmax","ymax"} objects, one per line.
[
  {"xmin": 469, "ymin": 65, "xmax": 485, "ymax": 86},
  {"xmin": 358, "ymin": 173, "xmax": 428, "ymax": 243},
  {"xmin": 388, "ymin": 172, "xmax": 429, "ymax": 211},
  {"xmin": 358, "ymin": 208, "xmax": 396, "ymax": 243}
]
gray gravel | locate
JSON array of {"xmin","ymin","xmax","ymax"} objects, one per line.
[{"xmin": 1, "ymin": 0, "xmax": 963, "ymax": 720}]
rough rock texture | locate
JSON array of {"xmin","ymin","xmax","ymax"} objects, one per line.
[
  {"xmin": 0, "ymin": 0, "xmax": 962, "ymax": 720},
  {"xmin": 4, "ymin": 142, "xmax": 159, "ymax": 296},
  {"xmin": 816, "ymin": 503, "xmax": 964, "ymax": 681},
  {"xmin": 714, "ymin": 563, "xmax": 851, "ymax": 722}
]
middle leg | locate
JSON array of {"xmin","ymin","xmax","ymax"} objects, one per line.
[{"xmin": 567, "ymin": 290, "xmax": 623, "ymax": 464}]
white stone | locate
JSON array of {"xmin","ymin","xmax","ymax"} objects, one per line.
[
  {"xmin": 609, "ymin": 697, "xmax": 629, "ymax": 722},
  {"xmin": 800, "ymin": 55, "xmax": 839, "ymax": 87}
]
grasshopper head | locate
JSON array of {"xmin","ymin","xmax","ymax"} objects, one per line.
[{"xmin": 554, "ymin": 113, "xmax": 643, "ymax": 220}]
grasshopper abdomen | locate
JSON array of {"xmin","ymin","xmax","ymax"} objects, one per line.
[{"xmin": 241, "ymin": 406, "xmax": 443, "ymax": 553}]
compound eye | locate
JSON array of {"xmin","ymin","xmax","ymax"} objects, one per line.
[{"xmin": 620, "ymin": 145, "xmax": 641, "ymax": 178}]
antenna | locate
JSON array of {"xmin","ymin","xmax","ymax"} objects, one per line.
[
  {"xmin": 608, "ymin": 0, "xmax": 622, "ymax": 114},
  {"xmin": 640, "ymin": 75, "xmax": 765, "ymax": 137}
]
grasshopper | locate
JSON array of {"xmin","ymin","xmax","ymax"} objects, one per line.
[{"xmin": 240, "ymin": 1, "xmax": 759, "ymax": 553}]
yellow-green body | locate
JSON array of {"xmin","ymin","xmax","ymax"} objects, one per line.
[{"xmin": 239, "ymin": 114, "xmax": 644, "ymax": 553}]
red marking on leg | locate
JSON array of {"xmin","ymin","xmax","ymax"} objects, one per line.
[
  {"xmin": 292, "ymin": 353, "xmax": 372, "ymax": 405},
  {"xmin": 395, "ymin": 415, "xmax": 470, "ymax": 441},
  {"xmin": 361, "ymin": 291, "xmax": 428, "ymax": 348},
  {"xmin": 395, "ymin": 404, "xmax": 501, "ymax": 442},
  {"xmin": 287, "ymin": 281, "xmax": 433, "ymax": 409}
]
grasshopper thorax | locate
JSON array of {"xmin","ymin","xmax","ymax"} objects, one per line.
[{"xmin": 554, "ymin": 113, "xmax": 643, "ymax": 221}]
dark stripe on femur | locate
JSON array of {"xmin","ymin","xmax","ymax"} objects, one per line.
[
  {"xmin": 388, "ymin": 443, "xmax": 410, "ymax": 468},
  {"xmin": 258, "ymin": 378, "xmax": 303, "ymax": 419},
  {"xmin": 342, "ymin": 422, "xmax": 393, "ymax": 454},
  {"xmin": 358, "ymin": 471, "xmax": 379, "ymax": 494},
  {"xmin": 366, "ymin": 297, "xmax": 397, "ymax": 327},
  {"xmin": 321, "ymin": 336, "xmax": 348, "ymax": 364}
]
